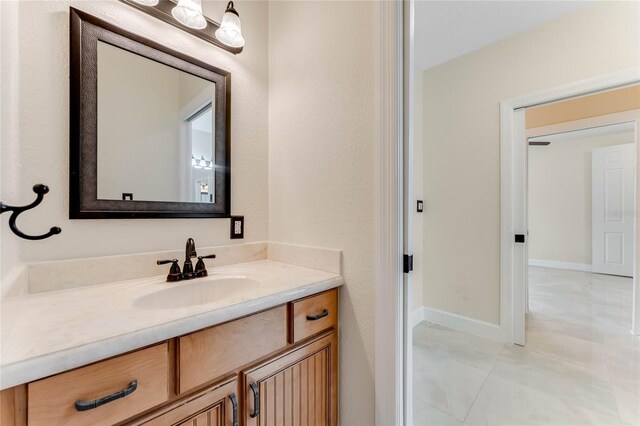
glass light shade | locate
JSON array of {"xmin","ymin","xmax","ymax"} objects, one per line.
[
  {"xmin": 215, "ymin": 7, "xmax": 245, "ymax": 48},
  {"xmin": 131, "ymin": 0, "xmax": 159, "ymax": 5},
  {"xmin": 172, "ymin": 0, "xmax": 207, "ymax": 30}
]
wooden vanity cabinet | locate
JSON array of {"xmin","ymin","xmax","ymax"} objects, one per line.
[
  {"xmin": 0, "ymin": 289, "xmax": 338, "ymax": 426},
  {"xmin": 178, "ymin": 306, "xmax": 288, "ymax": 394},
  {"xmin": 132, "ymin": 378, "xmax": 238, "ymax": 426},
  {"xmin": 27, "ymin": 344, "xmax": 169, "ymax": 426},
  {"xmin": 242, "ymin": 331, "xmax": 338, "ymax": 426}
]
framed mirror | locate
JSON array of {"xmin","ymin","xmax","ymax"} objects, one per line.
[{"xmin": 69, "ymin": 8, "xmax": 230, "ymax": 219}]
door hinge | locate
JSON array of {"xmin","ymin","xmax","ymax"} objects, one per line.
[{"xmin": 403, "ymin": 254, "xmax": 413, "ymax": 273}]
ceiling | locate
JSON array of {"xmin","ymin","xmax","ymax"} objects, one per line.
[
  {"xmin": 529, "ymin": 121, "xmax": 635, "ymax": 143},
  {"xmin": 414, "ymin": 0, "xmax": 594, "ymax": 70}
]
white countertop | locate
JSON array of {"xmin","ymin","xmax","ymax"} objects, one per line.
[{"xmin": 0, "ymin": 260, "xmax": 343, "ymax": 389}]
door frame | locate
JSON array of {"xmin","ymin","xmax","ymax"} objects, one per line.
[
  {"xmin": 500, "ymin": 69, "xmax": 640, "ymax": 345},
  {"xmin": 402, "ymin": 0, "xmax": 415, "ymax": 424},
  {"xmin": 374, "ymin": 0, "xmax": 405, "ymax": 425}
]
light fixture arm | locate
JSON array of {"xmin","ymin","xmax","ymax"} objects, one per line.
[{"xmin": 225, "ymin": 1, "xmax": 239, "ymax": 16}]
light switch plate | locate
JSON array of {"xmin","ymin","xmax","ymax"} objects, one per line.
[
  {"xmin": 230, "ymin": 216, "xmax": 244, "ymax": 239},
  {"xmin": 417, "ymin": 200, "xmax": 424, "ymax": 213}
]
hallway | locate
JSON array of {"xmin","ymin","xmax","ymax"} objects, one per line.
[{"xmin": 413, "ymin": 267, "xmax": 639, "ymax": 425}]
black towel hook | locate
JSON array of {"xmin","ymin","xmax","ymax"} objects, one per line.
[{"xmin": 0, "ymin": 184, "xmax": 61, "ymax": 240}]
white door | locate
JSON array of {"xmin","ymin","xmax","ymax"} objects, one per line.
[{"xmin": 592, "ymin": 143, "xmax": 635, "ymax": 277}]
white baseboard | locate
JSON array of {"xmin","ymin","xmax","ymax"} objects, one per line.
[
  {"xmin": 411, "ymin": 308, "xmax": 425, "ymax": 328},
  {"xmin": 411, "ymin": 306, "xmax": 508, "ymax": 343},
  {"xmin": 529, "ymin": 259, "xmax": 592, "ymax": 272}
]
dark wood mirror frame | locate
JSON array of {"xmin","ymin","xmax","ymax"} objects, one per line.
[{"xmin": 69, "ymin": 8, "xmax": 231, "ymax": 219}]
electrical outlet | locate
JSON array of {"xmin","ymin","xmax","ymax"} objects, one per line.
[{"xmin": 230, "ymin": 216, "xmax": 244, "ymax": 239}]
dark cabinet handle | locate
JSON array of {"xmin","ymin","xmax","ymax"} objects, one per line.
[
  {"xmin": 229, "ymin": 393, "xmax": 238, "ymax": 426},
  {"xmin": 74, "ymin": 380, "xmax": 137, "ymax": 412},
  {"xmin": 306, "ymin": 309, "xmax": 329, "ymax": 321},
  {"xmin": 249, "ymin": 382, "xmax": 260, "ymax": 418}
]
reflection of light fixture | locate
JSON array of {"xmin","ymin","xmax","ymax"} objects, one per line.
[
  {"xmin": 172, "ymin": 0, "xmax": 207, "ymax": 29},
  {"xmin": 192, "ymin": 155, "xmax": 213, "ymax": 170},
  {"xmin": 130, "ymin": 0, "xmax": 159, "ymax": 5},
  {"xmin": 215, "ymin": 1, "xmax": 245, "ymax": 48}
]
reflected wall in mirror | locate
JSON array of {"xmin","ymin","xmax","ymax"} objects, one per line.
[
  {"xmin": 97, "ymin": 41, "xmax": 216, "ymax": 204},
  {"xmin": 70, "ymin": 8, "xmax": 230, "ymax": 218}
]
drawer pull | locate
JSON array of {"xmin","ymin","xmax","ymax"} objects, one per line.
[
  {"xmin": 306, "ymin": 309, "xmax": 329, "ymax": 321},
  {"xmin": 229, "ymin": 393, "xmax": 239, "ymax": 426},
  {"xmin": 74, "ymin": 379, "xmax": 138, "ymax": 412},
  {"xmin": 249, "ymin": 382, "xmax": 260, "ymax": 418}
]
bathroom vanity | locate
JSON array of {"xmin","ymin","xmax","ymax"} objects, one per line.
[
  {"xmin": 0, "ymin": 243, "xmax": 343, "ymax": 426},
  {"xmin": 1, "ymin": 8, "xmax": 342, "ymax": 425}
]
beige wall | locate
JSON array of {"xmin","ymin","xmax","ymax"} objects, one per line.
[
  {"xmin": 268, "ymin": 1, "xmax": 375, "ymax": 424},
  {"xmin": 529, "ymin": 131, "xmax": 635, "ymax": 265},
  {"xmin": 0, "ymin": 0, "xmax": 269, "ymax": 296},
  {"xmin": 421, "ymin": 1, "xmax": 639, "ymax": 324},
  {"xmin": 0, "ymin": 1, "xmax": 21, "ymax": 293}
]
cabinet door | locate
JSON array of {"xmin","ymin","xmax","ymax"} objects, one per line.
[
  {"xmin": 137, "ymin": 378, "xmax": 239, "ymax": 426},
  {"xmin": 243, "ymin": 331, "xmax": 338, "ymax": 426}
]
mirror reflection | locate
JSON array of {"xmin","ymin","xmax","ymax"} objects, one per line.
[{"xmin": 96, "ymin": 41, "xmax": 215, "ymax": 203}]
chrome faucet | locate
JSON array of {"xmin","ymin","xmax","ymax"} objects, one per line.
[{"xmin": 157, "ymin": 238, "xmax": 216, "ymax": 282}]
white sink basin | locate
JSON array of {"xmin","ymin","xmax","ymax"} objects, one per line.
[{"xmin": 133, "ymin": 276, "xmax": 259, "ymax": 309}]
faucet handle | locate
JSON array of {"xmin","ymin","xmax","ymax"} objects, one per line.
[
  {"xmin": 194, "ymin": 254, "xmax": 216, "ymax": 277},
  {"xmin": 157, "ymin": 259, "xmax": 182, "ymax": 282}
]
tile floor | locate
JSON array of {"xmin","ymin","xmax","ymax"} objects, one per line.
[{"xmin": 413, "ymin": 266, "xmax": 640, "ymax": 426}]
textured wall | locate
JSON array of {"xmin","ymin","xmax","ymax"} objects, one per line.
[
  {"xmin": 0, "ymin": 1, "xmax": 21, "ymax": 294},
  {"xmin": 421, "ymin": 1, "xmax": 639, "ymax": 323},
  {"xmin": 267, "ymin": 1, "xmax": 376, "ymax": 424},
  {"xmin": 1, "ymin": 0, "xmax": 269, "ymax": 296}
]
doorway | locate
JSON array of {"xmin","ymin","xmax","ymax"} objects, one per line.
[
  {"xmin": 526, "ymin": 117, "xmax": 637, "ymax": 355},
  {"xmin": 528, "ymin": 122, "xmax": 636, "ymax": 277},
  {"xmin": 504, "ymin": 84, "xmax": 640, "ymax": 346}
]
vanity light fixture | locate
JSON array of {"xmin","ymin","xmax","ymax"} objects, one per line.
[
  {"xmin": 120, "ymin": 0, "xmax": 244, "ymax": 54},
  {"xmin": 215, "ymin": 2, "xmax": 245, "ymax": 48},
  {"xmin": 172, "ymin": 0, "xmax": 207, "ymax": 30}
]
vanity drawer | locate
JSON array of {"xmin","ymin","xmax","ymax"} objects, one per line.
[
  {"xmin": 291, "ymin": 289, "xmax": 338, "ymax": 343},
  {"xmin": 178, "ymin": 305, "xmax": 287, "ymax": 393},
  {"xmin": 27, "ymin": 343, "xmax": 169, "ymax": 426}
]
